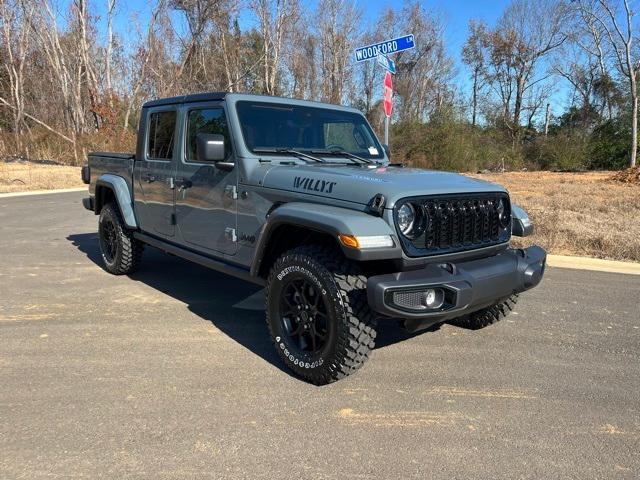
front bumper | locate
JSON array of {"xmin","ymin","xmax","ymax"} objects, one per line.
[{"xmin": 367, "ymin": 246, "xmax": 546, "ymax": 332}]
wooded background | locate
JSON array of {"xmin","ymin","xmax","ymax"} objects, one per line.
[{"xmin": 1, "ymin": 0, "xmax": 639, "ymax": 171}]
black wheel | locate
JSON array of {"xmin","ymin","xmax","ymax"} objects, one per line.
[
  {"xmin": 98, "ymin": 202, "xmax": 143, "ymax": 275},
  {"xmin": 266, "ymin": 245, "xmax": 377, "ymax": 385},
  {"xmin": 449, "ymin": 294, "xmax": 518, "ymax": 330}
]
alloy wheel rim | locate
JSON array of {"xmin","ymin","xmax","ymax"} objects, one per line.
[
  {"xmin": 279, "ymin": 277, "xmax": 330, "ymax": 355},
  {"xmin": 100, "ymin": 219, "xmax": 118, "ymax": 262}
]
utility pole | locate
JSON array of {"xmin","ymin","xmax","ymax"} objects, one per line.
[{"xmin": 544, "ymin": 103, "xmax": 551, "ymax": 137}]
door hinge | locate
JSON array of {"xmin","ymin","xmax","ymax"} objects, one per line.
[
  {"xmin": 224, "ymin": 185, "xmax": 238, "ymax": 200},
  {"xmin": 224, "ymin": 227, "xmax": 237, "ymax": 242}
]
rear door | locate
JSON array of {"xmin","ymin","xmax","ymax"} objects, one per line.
[
  {"xmin": 174, "ymin": 102, "xmax": 238, "ymax": 255},
  {"xmin": 135, "ymin": 107, "xmax": 178, "ymax": 238}
]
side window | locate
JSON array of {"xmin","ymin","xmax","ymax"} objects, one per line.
[
  {"xmin": 186, "ymin": 108, "xmax": 231, "ymax": 162},
  {"xmin": 147, "ymin": 110, "xmax": 177, "ymax": 160}
]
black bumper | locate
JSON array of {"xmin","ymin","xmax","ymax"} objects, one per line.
[{"xmin": 367, "ymin": 246, "xmax": 546, "ymax": 332}]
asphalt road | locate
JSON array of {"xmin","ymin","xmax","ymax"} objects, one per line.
[{"xmin": 1, "ymin": 191, "xmax": 639, "ymax": 480}]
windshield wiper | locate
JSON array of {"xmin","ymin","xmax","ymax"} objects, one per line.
[
  {"xmin": 310, "ymin": 149, "xmax": 373, "ymax": 164},
  {"xmin": 253, "ymin": 148, "xmax": 325, "ymax": 163}
]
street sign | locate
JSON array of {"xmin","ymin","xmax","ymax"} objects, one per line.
[
  {"xmin": 354, "ymin": 34, "xmax": 415, "ymax": 62},
  {"xmin": 383, "ymin": 71, "xmax": 393, "ymax": 118},
  {"xmin": 377, "ymin": 53, "xmax": 396, "ymax": 74}
]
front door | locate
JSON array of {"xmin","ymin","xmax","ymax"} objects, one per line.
[
  {"xmin": 175, "ymin": 103, "xmax": 237, "ymax": 256},
  {"xmin": 135, "ymin": 107, "xmax": 178, "ymax": 237}
]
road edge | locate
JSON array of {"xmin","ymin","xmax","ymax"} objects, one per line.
[
  {"xmin": 0, "ymin": 187, "xmax": 86, "ymax": 198},
  {"xmin": 547, "ymin": 254, "xmax": 640, "ymax": 276}
]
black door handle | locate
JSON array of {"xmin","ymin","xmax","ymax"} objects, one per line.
[{"xmin": 177, "ymin": 178, "xmax": 193, "ymax": 190}]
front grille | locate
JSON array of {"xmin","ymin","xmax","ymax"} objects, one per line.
[{"xmin": 396, "ymin": 193, "xmax": 510, "ymax": 257}]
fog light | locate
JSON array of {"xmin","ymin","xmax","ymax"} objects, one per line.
[
  {"xmin": 422, "ymin": 288, "xmax": 444, "ymax": 309},
  {"xmin": 391, "ymin": 288, "xmax": 446, "ymax": 311}
]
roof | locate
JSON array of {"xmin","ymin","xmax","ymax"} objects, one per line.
[
  {"xmin": 141, "ymin": 92, "xmax": 361, "ymax": 114},
  {"xmin": 142, "ymin": 92, "xmax": 227, "ymax": 108}
]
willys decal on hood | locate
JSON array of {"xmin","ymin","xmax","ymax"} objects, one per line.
[{"xmin": 260, "ymin": 164, "xmax": 506, "ymax": 208}]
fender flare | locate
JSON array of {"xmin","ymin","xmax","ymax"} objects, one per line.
[
  {"xmin": 511, "ymin": 204, "xmax": 533, "ymax": 237},
  {"xmin": 95, "ymin": 174, "xmax": 138, "ymax": 229},
  {"xmin": 250, "ymin": 202, "xmax": 401, "ymax": 277}
]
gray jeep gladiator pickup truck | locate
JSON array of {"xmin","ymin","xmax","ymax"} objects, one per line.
[{"xmin": 82, "ymin": 92, "xmax": 545, "ymax": 384}]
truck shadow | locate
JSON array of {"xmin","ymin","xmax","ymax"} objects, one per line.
[{"xmin": 67, "ymin": 233, "xmax": 439, "ymax": 376}]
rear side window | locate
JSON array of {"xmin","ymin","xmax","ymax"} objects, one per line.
[
  {"xmin": 147, "ymin": 110, "xmax": 177, "ymax": 159},
  {"xmin": 186, "ymin": 108, "xmax": 231, "ymax": 162}
]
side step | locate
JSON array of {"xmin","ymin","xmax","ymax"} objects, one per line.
[{"xmin": 133, "ymin": 232, "xmax": 264, "ymax": 286}]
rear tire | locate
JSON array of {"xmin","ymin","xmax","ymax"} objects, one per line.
[
  {"xmin": 98, "ymin": 202, "xmax": 143, "ymax": 275},
  {"xmin": 449, "ymin": 294, "xmax": 518, "ymax": 330},
  {"xmin": 266, "ymin": 245, "xmax": 377, "ymax": 385}
]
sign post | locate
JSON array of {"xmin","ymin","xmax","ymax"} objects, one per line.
[
  {"xmin": 354, "ymin": 33, "xmax": 414, "ymax": 149},
  {"xmin": 383, "ymin": 71, "xmax": 393, "ymax": 145}
]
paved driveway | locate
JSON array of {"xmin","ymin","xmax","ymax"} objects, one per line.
[{"xmin": 1, "ymin": 191, "xmax": 639, "ymax": 479}]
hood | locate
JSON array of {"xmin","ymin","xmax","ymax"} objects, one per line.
[{"xmin": 260, "ymin": 163, "xmax": 506, "ymax": 208}]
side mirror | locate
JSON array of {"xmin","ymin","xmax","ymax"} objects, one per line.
[
  {"xmin": 196, "ymin": 133, "xmax": 226, "ymax": 162},
  {"xmin": 382, "ymin": 144, "xmax": 391, "ymax": 159},
  {"xmin": 511, "ymin": 204, "xmax": 533, "ymax": 237}
]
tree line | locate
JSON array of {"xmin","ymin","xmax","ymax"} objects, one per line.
[{"xmin": 0, "ymin": 0, "xmax": 638, "ymax": 170}]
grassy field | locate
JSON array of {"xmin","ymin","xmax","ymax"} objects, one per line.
[
  {"xmin": 0, "ymin": 161, "xmax": 83, "ymax": 193},
  {"xmin": 2, "ymin": 161, "xmax": 637, "ymax": 262},
  {"xmin": 472, "ymin": 171, "xmax": 640, "ymax": 262}
]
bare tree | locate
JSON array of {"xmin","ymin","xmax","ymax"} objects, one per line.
[
  {"xmin": 105, "ymin": 0, "xmax": 116, "ymax": 98},
  {"xmin": 479, "ymin": 0, "xmax": 568, "ymax": 133},
  {"xmin": 284, "ymin": 11, "xmax": 318, "ymax": 99},
  {"xmin": 316, "ymin": 0, "xmax": 360, "ymax": 104},
  {"xmin": 577, "ymin": 0, "xmax": 638, "ymax": 167},
  {"xmin": 0, "ymin": 0, "xmax": 34, "ymax": 152},
  {"xmin": 251, "ymin": 0, "xmax": 299, "ymax": 95},
  {"xmin": 462, "ymin": 20, "xmax": 488, "ymax": 126},
  {"xmin": 123, "ymin": 0, "xmax": 167, "ymax": 130},
  {"xmin": 392, "ymin": 3, "xmax": 455, "ymax": 122}
]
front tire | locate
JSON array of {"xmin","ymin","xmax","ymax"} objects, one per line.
[
  {"xmin": 449, "ymin": 294, "xmax": 518, "ymax": 330},
  {"xmin": 266, "ymin": 245, "xmax": 377, "ymax": 385},
  {"xmin": 98, "ymin": 202, "xmax": 143, "ymax": 275}
]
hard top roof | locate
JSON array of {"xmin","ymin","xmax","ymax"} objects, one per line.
[
  {"xmin": 142, "ymin": 92, "xmax": 227, "ymax": 108},
  {"xmin": 141, "ymin": 92, "xmax": 361, "ymax": 113}
]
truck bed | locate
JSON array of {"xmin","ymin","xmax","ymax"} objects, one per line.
[{"xmin": 87, "ymin": 152, "xmax": 135, "ymax": 196}]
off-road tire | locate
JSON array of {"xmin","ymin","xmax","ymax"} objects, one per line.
[
  {"xmin": 449, "ymin": 294, "xmax": 518, "ymax": 330},
  {"xmin": 98, "ymin": 202, "xmax": 143, "ymax": 275},
  {"xmin": 266, "ymin": 245, "xmax": 377, "ymax": 385}
]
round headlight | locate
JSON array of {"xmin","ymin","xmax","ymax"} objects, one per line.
[
  {"xmin": 497, "ymin": 197, "xmax": 510, "ymax": 228},
  {"xmin": 397, "ymin": 203, "xmax": 416, "ymax": 236}
]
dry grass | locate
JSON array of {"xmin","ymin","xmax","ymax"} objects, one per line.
[
  {"xmin": 0, "ymin": 160, "xmax": 83, "ymax": 193},
  {"xmin": 471, "ymin": 171, "xmax": 640, "ymax": 262}
]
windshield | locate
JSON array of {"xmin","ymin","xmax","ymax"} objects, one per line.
[{"xmin": 236, "ymin": 101, "xmax": 384, "ymax": 160}]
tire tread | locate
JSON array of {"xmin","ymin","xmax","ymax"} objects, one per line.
[
  {"xmin": 450, "ymin": 294, "xmax": 518, "ymax": 330},
  {"xmin": 265, "ymin": 245, "xmax": 376, "ymax": 385},
  {"xmin": 99, "ymin": 203, "xmax": 143, "ymax": 275}
]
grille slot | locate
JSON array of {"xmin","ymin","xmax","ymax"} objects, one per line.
[
  {"xmin": 392, "ymin": 290, "xmax": 426, "ymax": 309},
  {"xmin": 397, "ymin": 193, "xmax": 510, "ymax": 257}
]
